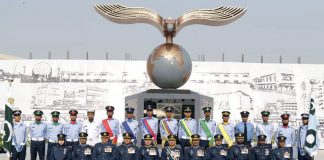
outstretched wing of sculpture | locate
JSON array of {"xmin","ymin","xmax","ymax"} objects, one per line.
[
  {"xmin": 94, "ymin": 4, "xmax": 164, "ymax": 34},
  {"xmin": 176, "ymin": 6, "xmax": 247, "ymax": 33}
]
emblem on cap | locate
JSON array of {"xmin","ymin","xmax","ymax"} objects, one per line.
[
  {"xmin": 144, "ymin": 134, "xmax": 153, "ymax": 140},
  {"xmin": 123, "ymin": 132, "xmax": 132, "ymax": 139},
  {"xmin": 281, "ymin": 113, "xmax": 290, "ymax": 119},
  {"xmin": 214, "ymin": 134, "xmax": 223, "ymax": 140},
  {"xmin": 203, "ymin": 107, "xmax": 212, "ymax": 112},
  {"xmin": 69, "ymin": 110, "xmax": 78, "ymax": 115},
  {"xmin": 222, "ymin": 111, "xmax": 230, "ymax": 116},
  {"xmin": 106, "ymin": 105, "xmax": 115, "ymax": 111},
  {"xmin": 240, "ymin": 111, "xmax": 249, "ymax": 116},
  {"xmin": 261, "ymin": 111, "xmax": 270, "ymax": 116},
  {"xmin": 184, "ymin": 106, "xmax": 191, "ymax": 112},
  {"xmin": 79, "ymin": 132, "xmax": 88, "ymax": 138},
  {"xmin": 100, "ymin": 132, "xmax": 109, "ymax": 137},
  {"xmin": 34, "ymin": 110, "xmax": 43, "ymax": 116},
  {"xmin": 146, "ymin": 105, "xmax": 154, "ymax": 111},
  {"xmin": 13, "ymin": 110, "xmax": 22, "ymax": 115},
  {"xmin": 125, "ymin": 107, "xmax": 135, "ymax": 114},
  {"xmin": 168, "ymin": 134, "xmax": 177, "ymax": 141},
  {"xmin": 165, "ymin": 106, "xmax": 174, "ymax": 112}
]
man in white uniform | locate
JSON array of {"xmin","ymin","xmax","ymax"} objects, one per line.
[{"xmin": 82, "ymin": 110, "xmax": 101, "ymax": 146}]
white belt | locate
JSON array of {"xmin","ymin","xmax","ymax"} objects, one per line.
[
  {"xmin": 48, "ymin": 139, "xmax": 56, "ymax": 143},
  {"xmin": 286, "ymin": 144, "xmax": 292, "ymax": 147},
  {"xmin": 31, "ymin": 137, "xmax": 44, "ymax": 141},
  {"xmin": 109, "ymin": 136, "xmax": 118, "ymax": 140},
  {"xmin": 200, "ymin": 136, "xmax": 210, "ymax": 141},
  {"xmin": 66, "ymin": 138, "xmax": 79, "ymax": 142},
  {"xmin": 12, "ymin": 142, "xmax": 26, "ymax": 146},
  {"xmin": 181, "ymin": 136, "xmax": 190, "ymax": 140}
]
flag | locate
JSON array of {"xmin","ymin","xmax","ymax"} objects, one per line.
[
  {"xmin": 2, "ymin": 98, "xmax": 14, "ymax": 158},
  {"xmin": 304, "ymin": 98, "xmax": 319, "ymax": 156}
]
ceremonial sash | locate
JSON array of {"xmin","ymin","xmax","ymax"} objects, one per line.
[
  {"xmin": 218, "ymin": 123, "xmax": 234, "ymax": 147},
  {"xmin": 142, "ymin": 118, "xmax": 157, "ymax": 141},
  {"xmin": 161, "ymin": 120, "xmax": 173, "ymax": 136},
  {"xmin": 122, "ymin": 121, "xmax": 135, "ymax": 139},
  {"xmin": 258, "ymin": 124, "xmax": 271, "ymax": 144},
  {"xmin": 102, "ymin": 119, "xmax": 117, "ymax": 144},
  {"xmin": 180, "ymin": 119, "xmax": 192, "ymax": 138},
  {"xmin": 199, "ymin": 120, "xmax": 215, "ymax": 146},
  {"xmin": 166, "ymin": 146, "xmax": 175, "ymax": 160}
]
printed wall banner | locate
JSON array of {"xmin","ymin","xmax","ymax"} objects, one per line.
[{"xmin": 0, "ymin": 60, "xmax": 323, "ymax": 149}]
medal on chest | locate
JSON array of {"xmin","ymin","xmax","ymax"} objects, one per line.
[
  {"xmin": 104, "ymin": 146, "xmax": 112, "ymax": 153},
  {"xmin": 128, "ymin": 147, "xmax": 135, "ymax": 154}
]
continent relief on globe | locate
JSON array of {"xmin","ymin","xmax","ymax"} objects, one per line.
[{"xmin": 147, "ymin": 43, "xmax": 192, "ymax": 89}]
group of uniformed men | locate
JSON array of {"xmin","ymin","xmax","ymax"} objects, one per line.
[{"xmin": 9, "ymin": 104, "xmax": 320, "ymax": 160}]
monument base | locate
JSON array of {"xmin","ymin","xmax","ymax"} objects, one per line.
[{"xmin": 125, "ymin": 89, "xmax": 213, "ymax": 143}]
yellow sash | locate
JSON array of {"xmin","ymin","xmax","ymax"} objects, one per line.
[{"xmin": 218, "ymin": 123, "xmax": 234, "ymax": 148}]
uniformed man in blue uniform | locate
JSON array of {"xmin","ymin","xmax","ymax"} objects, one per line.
[
  {"xmin": 12, "ymin": 110, "xmax": 27, "ymax": 160},
  {"xmin": 137, "ymin": 134, "xmax": 159, "ymax": 160},
  {"xmin": 235, "ymin": 111, "xmax": 254, "ymax": 148},
  {"xmin": 198, "ymin": 106, "xmax": 216, "ymax": 149},
  {"xmin": 140, "ymin": 105, "xmax": 158, "ymax": 146},
  {"xmin": 161, "ymin": 134, "xmax": 183, "ymax": 160},
  {"xmin": 297, "ymin": 113, "xmax": 320, "ymax": 160},
  {"xmin": 249, "ymin": 134, "xmax": 272, "ymax": 160},
  {"xmin": 64, "ymin": 110, "xmax": 82, "ymax": 148},
  {"xmin": 92, "ymin": 132, "xmax": 117, "ymax": 160},
  {"xmin": 205, "ymin": 134, "xmax": 228, "ymax": 160},
  {"xmin": 160, "ymin": 106, "xmax": 178, "ymax": 147},
  {"xmin": 121, "ymin": 107, "xmax": 139, "ymax": 145},
  {"xmin": 30, "ymin": 110, "xmax": 47, "ymax": 160},
  {"xmin": 178, "ymin": 106, "xmax": 196, "ymax": 153},
  {"xmin": 46, "ymin": 111, "xmax": 64, "ymax": 160},
  {"xmin": 49, "ymin": 134, "xmax": 73, "ymax": 160},
  {"xmin": 216, "ymin": 111, "xmax": 235, "ymax": 148},
  {"xmin": 184, "ymin": 134, "xmax": 206, "ymax": 160},
  {"xmin": 72, "ymin": 132, "xmax": 93, "ymax": 160},
  {"xmin": 256, "ymin": 111, "xmax": 274, "ymax": 149},
  {"xmin": 275, "ymin": 113, "xmax": 295, "ymax": 155},
  {"xmin": 100, "ymin": 106, "xmax": 120, "ymax": 145},
  {"xmin": 227, "ymin": 133, "xmax": 250, "ymax": 160},
  {"xmin": 116, "ymin": 132, "xmax": 138, "ymax": 160},
  {"xmin": 269, "ymin": 135, "xmax": 293, "ymax": 160}
]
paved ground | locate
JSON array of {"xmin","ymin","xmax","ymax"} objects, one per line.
[{"xmin": 1, "ymin": 147, "xmax": 324, "ymax": 159}]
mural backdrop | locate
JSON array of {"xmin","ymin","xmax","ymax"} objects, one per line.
[{"xmin": 0, "ymin": 60, "xmax": 323, "ymax": 148}]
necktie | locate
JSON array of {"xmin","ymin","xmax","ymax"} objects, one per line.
[{"xmin": 244, "ymin": 122, "xmax": 248, "ymax": 144}]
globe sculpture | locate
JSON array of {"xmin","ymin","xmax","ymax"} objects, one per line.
[
  {"xmin": 147, "ymin": 43, "xmax": 192, "ymax": 89},
  {"xmin": 95, "ymin": 4, "xmax": 246, "ymax": 89}
]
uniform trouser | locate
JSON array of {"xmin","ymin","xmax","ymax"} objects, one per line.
[
  {"xmin": 180, "ymin": 138, "xmax": 191, "ymax": 153},
  {"xmin": 12, "ymin": 145, "xmax": 26, "ymax": 160},
  {"xmin": 298, "ymin": 152, "xmax": 314, "ymax": 160},
  {"xmin": 47, "ymin": 142, "xmax": 56, "ymax": 160},
  {"xmin": 199, "ymin": 140, "xmax": 209, "ymax": 149},
  {"xmin": 66, "ymin": 141, "xmax": 79, "ymax": 149},
  {"xmin": 31, "ymin": 140, "xmax": 45, "ymax": 160}
]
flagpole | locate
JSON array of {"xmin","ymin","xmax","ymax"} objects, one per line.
[{"xmin": 6, "ymin": 78, "xmax": 14, "ymax": 160}]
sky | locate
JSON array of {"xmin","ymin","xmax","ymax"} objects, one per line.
[{"xmin": 0, "ymin": 0, "xmax": 324, "ymax": 63}]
